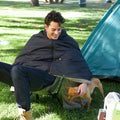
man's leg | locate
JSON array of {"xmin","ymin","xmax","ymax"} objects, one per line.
[
  {"xmin": 0, "ymin": 62, "xmax": 13, "ymax": 86},
  {"xmin": 11, "ymin": 65, "xmax": 55, "ymax": 111}
]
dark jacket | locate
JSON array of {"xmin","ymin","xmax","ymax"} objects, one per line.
[{"xmin": 14, "ymin": 30, "xmax": 92, "ymax": 83}]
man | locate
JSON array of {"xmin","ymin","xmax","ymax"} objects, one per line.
[{"xmin": 0, "ymin": 11, "xmax": 92, "ymax": 120}]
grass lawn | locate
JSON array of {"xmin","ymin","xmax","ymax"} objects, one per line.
[{"xmin": 0, "ymin": 0, "xmax": 119, "ymax": 119}]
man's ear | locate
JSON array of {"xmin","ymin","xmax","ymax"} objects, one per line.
[{"xmin": 44, "ymin": 24, "xmax": 48, "ymax": 30}]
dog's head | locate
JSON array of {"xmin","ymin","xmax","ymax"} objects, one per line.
[{"xmin": 65, "ymin": 86, "xmax": 79, "ymax": 101}]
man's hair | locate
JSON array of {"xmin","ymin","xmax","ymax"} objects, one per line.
[{"xmin": 45, "ymin": 10, "xmax": 65, "ymax": 26}]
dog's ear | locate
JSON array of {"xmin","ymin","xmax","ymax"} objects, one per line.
[{"xmin": 64, "ymin": 86, "xmax": 70, "ymax": 89}]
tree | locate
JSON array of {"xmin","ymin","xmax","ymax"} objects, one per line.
[{"xmin": 30, "ymin": 0, "xmax": 39, "ymax": 6}]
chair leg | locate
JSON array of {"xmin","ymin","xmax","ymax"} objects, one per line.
[
  {"xmin": 48, "ymin": 97, "xmax": 54, "ymax": 112},
  {"xmin": 48, "ymin": 92, "xmax": 62, "ymax": 112},
  {"xmin": 36, "ymin": 94, "xmax": 39, "ymax": 102},
  {"xmin": 48, "ymin": 77, "xmax": 63, "ymax": 112},
  {"xmin": 56, "ymin": 96, "xmax": 62, "ymax": 106}
]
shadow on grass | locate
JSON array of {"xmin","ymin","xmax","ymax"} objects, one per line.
[
  {"xmin": 0, "ymin": 0, "xmax": 30, "ymax": 8},
  {"xmin": 0, "ymin": 14, "xmax": 100, "ymax": 47},
  {"xmin": 0, "ymin": 15, "xmax": 99, "ymax": 33},
  {"xmin": 0, "ymin": 82, "xmax": 15, "ymax": 103},
  {"xmin": 0, "ymin": 16, "xmax": 98, "ymax": 30},
  {"xmin": 0, "ymin": 48, "xmax": 23, "ymax": 54},
  {"xmin": 0, "ymin": 16, "xmax": 44, "ymax": 30},
  {"xmin": 0, "ymin": 117, "xmax": 15, "ymax": 120}
]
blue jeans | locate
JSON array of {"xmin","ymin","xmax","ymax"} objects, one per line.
[{"xmin": 0, "ymin": 62, "xmax": 55, "ymax": 111}]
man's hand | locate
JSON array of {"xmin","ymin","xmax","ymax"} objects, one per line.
[{"xmin": 78, "ymin": 83, "xmax": 87, "ymax": 96}]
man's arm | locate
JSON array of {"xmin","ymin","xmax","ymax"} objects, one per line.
[{"xmin": 77, "ymin": 83, "xmax": 87, "ymax": 96}]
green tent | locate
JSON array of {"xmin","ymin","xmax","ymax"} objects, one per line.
[{"xmin": 81, "ymin": 0, "xmax": 120, "ymax": 79}]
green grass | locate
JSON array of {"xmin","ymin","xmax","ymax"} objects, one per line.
[{"xmin": 0, "ymin": 0, "xmax": 119, "ymax": 119}]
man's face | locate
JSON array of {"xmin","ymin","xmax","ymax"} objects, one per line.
[{"xmin": 45, "ymin": 21, "xmax": 62, "ymax": 40}]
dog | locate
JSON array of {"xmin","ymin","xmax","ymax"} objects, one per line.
[{"xmin": 65, "ymin": 78, "xmax": 104, "ymax": 111}]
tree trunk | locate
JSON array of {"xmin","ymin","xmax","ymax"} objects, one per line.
[{"xmin": 30, "ymin": 0, "xmax": 39, "ymax": 6}]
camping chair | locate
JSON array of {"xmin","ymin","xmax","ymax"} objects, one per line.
[
  {"xmin": 10, "ymin": 76, "xmax": 63, "ymax": 112},
  {"xmin": 32, "ymin": 76, "xmax": 63, "ymax": 112}
]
